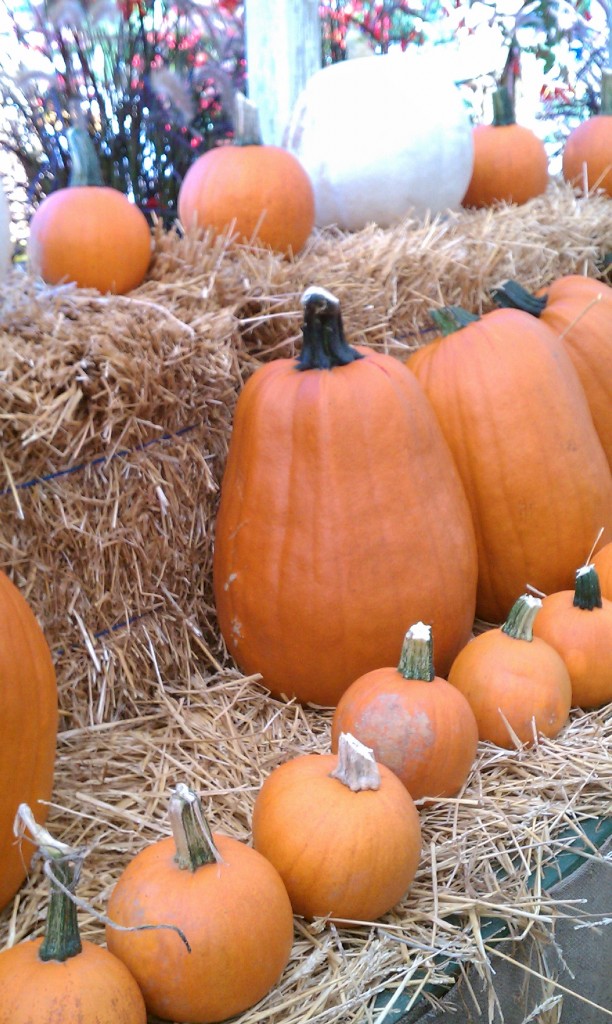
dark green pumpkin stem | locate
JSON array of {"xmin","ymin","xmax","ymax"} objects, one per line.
[
  {"xmin": 492, "ymin": 84, "xmax": 516, "ymax": 127},
  {"xmin": 298, "ymin": 286, "xmax": 363, "ymax": 370},
  {"xmin": 574, "ymin": 564, "xmax": 603, "ymax": 610},
  {"xmin": 501, "ymin": 594, "xmax": 542, "ymax": 641},
  {"xmin": 169, "ymin": 783, "xmax": 222, "ymax": 872},
  {"xmin": 492, "ymin": 280, "xmax": 548, "ymax": 317},
  {"xmin": 430, "ymin": 305, "xmax": 480, "ymax": 337},
  {"xmin": 398, "ymin": 622, "xmax": 435, "ymax": 682},
  {"xmin": 67, "ymin": 127, "xmax": 104, "ymax": 187},
  {"xmin": 601, "ymin": 69, "xmax": 612, "ymax": 116},
  {"xmin": 39, "ymin": 855, "xmax": 83, "ymax": 962}
]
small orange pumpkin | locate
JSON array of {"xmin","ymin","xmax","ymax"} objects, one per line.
[
  {"xmin": 178, "ymin": 95, "xmax": 314, "ymax": 256},
  {"xmin": 0, "ymin": 571, "xmax": 58, "ymax": 912},
  {"xmin": 532, "ymin": 562, "xmax": 612, "ymax": 709},
  {"xmin": 562, "ymin": 70, "xmax": 612, "ymax": 197},
  {"xmin": 448, "ymin": 594, "xmax": 572, "ymax": 748},
  {"xmin": 0, "ymin": 806, "xmax": 147, "ymax": 1024},
  {"xmin": 593, "ymin": 541, "xmax": 612, "ymax": 600},
  {"xmin": 252, "ymin": 732, "xmax": 422, "ymax": 922},
  {"xmin": 331, "ymin": 622, "xmax": 478, "ymax": 801},
  {"xmin": 106, "ymin": 784, "xmax": 294, "ymax": 1024},
  {"xmin": 28, "ymin": 129, "xmax": 151, "ymax": 294},
  {"xmin": 462, "ymin": 85, "xmax": 549, "ymax": 208}
]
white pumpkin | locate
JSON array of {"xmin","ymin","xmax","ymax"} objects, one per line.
[
  {"xmin": 284, "ymin": 48, "xmax": 474, "ymax": 231},
  {"xmin": 0, "ymin": 178, "xmax": 11, "ymax": 281}
]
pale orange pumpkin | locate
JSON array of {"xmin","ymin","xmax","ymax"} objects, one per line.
[
  {"xmin": 252, "ymin": 732, "xmax": 422, "ymax": 922},
  {"xmin": 562, "ymin": 70, "xmax": 612, "ymax": 197},
  {"xmin": 448, "ymin": 595, "xmax": 572, "ymax": 748},
  {"xmin": 532, "ymin": 563, "xmax": 612, "ymax": 709},
  {"xmin": 0, "ymin": 571, "xmax": 57, "ymax": 912},
  {"xmin": 331, "ymin": 622, "xmax": 478, "ymax": 800},
  {"xmin": 106, "ymin": 784, "xmax": 294, "ymax": 1024}
]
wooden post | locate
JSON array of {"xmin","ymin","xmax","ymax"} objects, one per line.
[{"xmin": 244, "ymin": 0, "xmax": 322, "ymax": 145}]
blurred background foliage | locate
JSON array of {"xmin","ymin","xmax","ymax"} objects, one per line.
[{"xmin": 0, "ymin": 0, "xmax": 608, "ymax": 231}]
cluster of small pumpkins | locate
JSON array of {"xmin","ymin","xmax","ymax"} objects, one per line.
[{"xmin": 4, "ymin": 50, "xmax": 611, "ymax": 293}]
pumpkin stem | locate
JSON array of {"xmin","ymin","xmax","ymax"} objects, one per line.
[
  {"xmin": 233, "ymin": 92, "xmax": 263, "ymax": 146},
  {"xmin": 14, "ymin": 804, "xmax": 84, "ymax": 963},
  {"xmin": 397, "ymin": 622, "xmax": 435, "ymax": 682},
  {"xmin": 491, "ymin": 280, "xmax": 548, "ymax": 317},
  {"xmin": 501, "ymin": 594, "xmax": 542, "ymax": 641},
  {"xmin": 429, "ymin": 306, "xmax": 480, "ymax": 337},
  {"xmin": 574, "ymin": 563, "xmax": 603, "ymax": 611},
  {"xmin": 169, "ymin": 783, "xmax": 223, "ymax": 871},
  {"xmin": 491, "ymin": 84, "xmax": 516, "ymax": 127},
  {"xmin": 298, "ymin": 287, "xmax": 364, "ymax": 370},
  {"xmin": 67, "ymin": 126, "xmax": 104, "ymax": 188},
  {"xmin": 329, "ymin": 733, "xmax": 381, "ymax": 792}
]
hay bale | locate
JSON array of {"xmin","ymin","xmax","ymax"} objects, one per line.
[{"xmin": 0, "ymin": 180, "xmax": 610, "ymax": 1023}]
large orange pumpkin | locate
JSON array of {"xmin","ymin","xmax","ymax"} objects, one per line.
[
  {"xmin": 462, "ymin": 86, "xmax": 549, "ymax": 208},
  {"xmin": 407, "ymin": 306, "xmax": 612, "ymax": 624},
  {"xmin": 0, "ymin": 571, "xmax": 58, "ymax": 911},
  {"xmin": 252, "ymin": 732, "xmax": 422, "ymax": 921},
  {"xmin": 562, "ymin": 70, "xmax": 612, "ymax": 197},
  {"xmin": 448, "ymin": 595, "xmax": 572, "ymax": 748},
  {"xmin": 106, "ymin": 784, "xmax": 294, "ymax": 1024},
  {"xmin": 28, "ymin": 129, "xmax": 151, "ymax": 294},
  {"xmin": 532, "ymin": 562, "xmax": 612, "ymax": 709},
  {"xmin": 1, "ymin": 806, "xmax": 147, "ymax": 1024},
  {"xmin": 213, "ymin": 286, "xmax": 478, "ymax": 705},
  {"xmin": 493, "ymin": 275, "xmax": 612, "ymax": 472},
  {"xmin": 331, "ymin": 622, "xmax": 479, "ymax": 801},
  {"xmin": 178, "ymin": 95, "xmax": 314, "ymax": 256}
]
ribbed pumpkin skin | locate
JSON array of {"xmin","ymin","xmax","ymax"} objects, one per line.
[
  {"xmin": 0, "ymin": 571, "xmax": 58, "ymax": 911},
  {"xmin": 331, "ymin": 671, "xmax": 478, "ymax": 800},
  {"xmin": 252, "ymin": 752, "xmax": 421, "ymax": 921},
  {"xmin": 532, "ymin": 589, "xmax": 612, "ymax": 709},
  {"xmin": 178, "ymin": 144, "xmax": 315, "ymax": 255},
  {"xmin": 213, "ymin": 347, "xmax": 478, "ymax": 705},
  {"xmin": 562, "ymin": 116, "xmax": 612, "ymax": 197},
  {"xmin": 593, "ymin": 543, "xmax": 612, "ymax": 599},
  {"xmin": 0, "ymin": 939, "xmax": 147, "ymax": 1024},
  {"xmin": 533, "ymin": 275, "xmax": 612, "ymax": 471},
  {"xmin": 28, "ymin": 187, "xmax": 151, "ymax": 294},
  {"xmin": 408, "ymin": 310, "xmax": 612, "ymax": 624},
  {"xmin": 447, "ymin": 630, "xmax": 572, "ymax": 748},
  {"xmin": 462, "ymin": 123, "xmax": 549, "ymax": 208},
  {"xmin": 106, "ymin": 833, "xmax": 294, "ymax": 1024}
]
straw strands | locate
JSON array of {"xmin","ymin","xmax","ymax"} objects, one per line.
[{"xmin": 1, "ymin": 179, "xmax": 611, "ymax": 1023}]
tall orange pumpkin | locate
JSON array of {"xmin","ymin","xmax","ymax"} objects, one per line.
[
  {"xmin": 1, "ymin": 806, "xmax": 147, "ymax": 1024},
  {"xmin": 562, "ymin": 70, "xmax": 612, "ymax": 197},
  {"xmin": 178, "ymin": 95, "xmax": 314, "ymax": 256},
  {"xmin": 493, "ymin": 275, "xmax": 612, "ymax": 472},
  {"xmin": 407, "ymin": 306, "xmax": 612, "ymax": 624},
  {"xmin": 0, "ymin": 571, "xmax": 58, "ymax": 911},
  {"xmin": 462, "ymin": 85, "xmax": 549, "ymax": 208},
  {"xmin": 28, "ymin": 129, "xmax": 151, "ymax": 294},
  {"xmin": 213, "ymin": 286, "xmax": 478, "ymax": 706}
]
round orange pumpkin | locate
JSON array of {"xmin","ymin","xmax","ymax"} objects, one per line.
[
  {"xmin": 28, "ymin": 129, "xmax": 151, "ymax": 294},
  {"xmin": 213, "ymin": 286, "xmax": 478, "ymax": 705},
  {"xmin": 407, "ymin": 306, "xmax": 612, "ymax": 624},
  {"xmin": 106, "ymin": 784, "xmax": 294, "ymax": 1024},
  {"xmin": 252, "ymin": 733, "xmax": 422, "ymax": 922},
  {"xmin": 178, "ymin": 126, "xmax": 314, "ymax": 256},
  {"xmin": 1, "ymin": 806, "xmax": 147, "ymax": 1024},
  {"xmin": 562, "ymin": 71, "xmax": 612, "ymax": 197},
  {"xmin": 493, "ymin": 275, "xmax": 612, "ymax": 473},
  {"xmin": 448, "ymin": 594, "xmax": 572, "ymax": 748},
  {"xmin": 331, "ymin": 622, "xmax": 479, "ymax": 800},
  {"xmin": 532, "ymin": 562, "xmax": 612, "ymax": 709},
  {"xmin": 0, "ymin": 571, "xmax": 57, "ymax": 912},
  {"xmin": 462, "ymin": 86, "xmax": 549, "ymax": 208}
]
